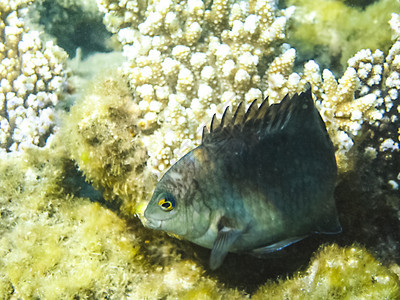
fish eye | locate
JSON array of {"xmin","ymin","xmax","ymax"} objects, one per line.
[{"xmin": 158, "ymin": 194, "xmax": 176, "ymax": 212}]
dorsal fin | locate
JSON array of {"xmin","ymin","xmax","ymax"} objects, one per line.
[
  {"xmin": 210, "ymin": 114, "xmax": 219, "ymax": 132},
  {"xmin": 232, "ymin": 102, "xmax": 245, "ymax": 125},
  {"xmin": 202, "ymin": 86, "xmax": 318, "ymax": 145},
  {"xmin": 255, "ymin": 97, "xmax": 269, "ymax": 120},
  {"xmin": 242, "ymin": 99, "xmax": 259, "ymax": 123},
  {"xmin": 201, "ymin": 125, "xmax": 209, "ymax": 141},
  {"xmin": 219, "ymin": 106, "xmax": 231, "ymax": 128}
]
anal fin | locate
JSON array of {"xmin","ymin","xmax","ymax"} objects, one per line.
[{"xmin": 251, "ymin": 235, "xmax": 308, "ymax": 256}]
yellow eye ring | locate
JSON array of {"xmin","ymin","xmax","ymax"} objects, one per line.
[{"xmin": 158, "ymin": 198, "xmax": 175, "ymax": 211}]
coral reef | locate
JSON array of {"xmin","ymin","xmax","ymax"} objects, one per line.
[
  {"xmin": 0, "ymin": 0, "xmax": 399, "ymax": 298},
  {"xmin": 97, "ymin": 0, "xmax": 296, "ymax": 176},
  {"xmin": 257, "ymin": 12, "xmax": 400, "ymax": 172},
  {"xmin": 95, "ymin": 0, "xmax": 399, "ymax": 175},
  {"xmin": 0, "ymin": 0, "xmax": 68, "ymax": 153},
  {"xmin": 0, "ymin": 142, "xmax": 398, "ymax": 299},
  {"xmin": 1, "ymin": 149, "xmax": 398, "ymax": 300}
]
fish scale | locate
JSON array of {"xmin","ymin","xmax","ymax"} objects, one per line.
[{"xmin": 144, "ymin": 87, "xmax": 341, "ymax": 270}]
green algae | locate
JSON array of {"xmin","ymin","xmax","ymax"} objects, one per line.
[
  {"xmin": 253, "ymin": 244, "xmax": 400, "ymax": 299},
  {"xmin": 286, "ymin": 0, "xmax": 400, "ymax": 72},
  {"xmin": 61, "ymin": 70, "xmax": 154, "ymax": 216}
]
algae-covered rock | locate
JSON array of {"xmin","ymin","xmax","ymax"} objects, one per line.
[
  {"xmin": 61, "ymin": 70, "xmax": 155, "ymax": 216},
  {"xmin": 0, "ymin": 147, "xmax": 245, "ymax": 299},
  {"xmin": 0, "ymin": 148, "xmax": 141, "ymax": 299},
  {"xmin": 254, "ymin": 244, "xmax": 400, "ymax": 299}
]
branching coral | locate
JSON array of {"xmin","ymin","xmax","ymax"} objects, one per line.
[
  {"xmin": 97, "ymin": 0, "xmax": 295, "ymax": 176},
  {"xmin": 246, "ymin": 13, "xmax": 400, "ymax": 172},
  {"xmin": 0, "ymin": 0, "xmax": 67, "ymax": 153},
  {"xmin": 95, "ymin": 0, "xmax": 399, "ymax": 176}
]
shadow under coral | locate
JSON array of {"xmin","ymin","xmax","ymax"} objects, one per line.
[
  {"xmin": 334, "ymin": 128, "xmax": 400, "ymax": 265},
  {"xmin": 131, "ymin": 219, "xmax": 324, "ymax": 294}
]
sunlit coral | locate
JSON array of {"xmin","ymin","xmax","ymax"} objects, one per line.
[
  {"xmin": 0, "ymin": 0, "xmax": 67, "ymax": 153},
  {"xmin": 97, "ymin": 0, "xmax": 295, "ymax": 177},
  {"xmin": 264, "ymin": 15, "xmax": 400, "ymax": 172}
]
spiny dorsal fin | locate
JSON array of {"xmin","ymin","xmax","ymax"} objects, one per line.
[
  {"xmin": 201, "ymin": 125, "xmax": 209, "ymax": 141},
  {"xmin": 255, "ymin": 97, "xmax": 269, "ymax": 121},
  {"xmin": 232, "ymin": 102, "xmax": 245, "ymax": 125},
  {"xmin": 242, "ymin": 99, "xmax": 259, "ymax": 123},
  {"xmin": 202, "ymin": 86, "xmax": 317, "ymax": 145},
  {"xmin": 210, "ymin": 114, "xmax": 219, "ymax": 132},
  {"xmin": 219, "ymin": 106, "xmax": 231, "ymax": 129},
  {"xmin": 263, "ymin": 93, "xmax": 292, "ymax": 132}
]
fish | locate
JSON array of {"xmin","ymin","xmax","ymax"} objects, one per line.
[{"xmin": 144, "ymin": 86, "xmax": 341, "ymax": 270}]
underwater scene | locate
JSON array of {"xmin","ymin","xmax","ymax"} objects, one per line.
[{"xmin": 0, "ymin": 0, "xmax": 400, "ymax": 298}]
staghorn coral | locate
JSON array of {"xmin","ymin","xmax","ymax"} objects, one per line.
[
  {"xmin": 0, "ymin": 0, "xmax": 68, "ymax": 153},
  {"xmin": 246, "ymin": 13, "xmax": 400, "ymax": 172},
  {"xmin": 253, "ymin": 244, "xmax": 400, "ymax": 299}
]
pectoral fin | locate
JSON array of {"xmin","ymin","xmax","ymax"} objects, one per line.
[
  {"xmin": 210, "ymin": 227, "xmax": 241, "ymax": 270},
  {"xmin": 251, "ymin": 235, "xmax": 308, "ymax": 256}
]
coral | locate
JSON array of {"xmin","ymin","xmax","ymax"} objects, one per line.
[
  {"xmin": 95, "ymin": 0, "xmax": 399, "ymax": 175},
  {"xmin": 97, "ymin": 0, "xmax": 296, "ymax": 177},
  {"xmin": 390, "ymin": 12, "xmax": 400, "ymax": 41},
  {"xmin": 61, "ymin": 70, "xmax": 154, "ymax": 216},
  {"xmin": 286, "ymin": 0, "xmax": 400, "ymax": 71},
  {"xmin": 1, "ymin": 144, "xmax": 395, "ymax": 299},
  {"xmin": 1, "ymin": 147, "xmax": 399, "ymax": 298},
  {"xmin": 0, "ymin": 0, "xmax": 68, "ymax": 153},
  {"xmin": 317, "ymin": 19, "xmax": 400, "ymax": 172},
  {"xmin": 253, "ymin": 244, "xmax": 400, "ymax": 299}
]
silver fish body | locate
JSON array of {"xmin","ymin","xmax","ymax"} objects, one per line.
[{"xmin": 144, "ymin": 88, "xmax": 341, "ymax": 270}]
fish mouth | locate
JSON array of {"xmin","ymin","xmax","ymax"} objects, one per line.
[{"xmin": 143, "ymin": 218, "xmax": 162, "ymax": 230}]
